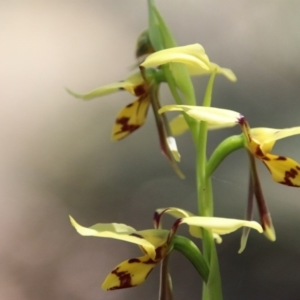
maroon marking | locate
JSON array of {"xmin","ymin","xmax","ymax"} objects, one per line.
[
  {"xmin": 173, "ymin": 218, "xmax": 182, "ymax": 230},
  {"xmin": 153, "ymin": 211, "xmax": 160, "ymax": 229},
  {"xmin": 134, "ymin": 85, "xmax": 147, "ymax": 97},
  {"xmin": 167, "ymin": 218, "xmax": 183, "ymax": 244},
  {"xmin": 262, "ymin": 155, "xmax": 270, "ymax": 161},
  {"xmin": 143, "ymin": 258, "xmax": 155, "ymax": 264},
  {"xmin": 237, "ymin": 115, "xmax": 246, "ymax": 125},
  {"xmin": 115, "ymin": 117, "xmax": 140, "ymax": 136},
  {"xmin": 276, "ymin": 156, "xmax": 287, "ymax": 161},
  {"xmin": 280, "ymin": 168, "xmax": 299, "ymax": 186},
  {"xmin": 297, "ymin": 166, "xmax": 300, "ymax": 171},
  {"xmin": 126, "ymin": 103, "xmax": 134, "ymax": 108},
  {"xmin": 130, "ymin": 233, "xmax": 144, "ymax": 239},
  {"xmin": 155, "ymin": 245, "xmax": 165, "ymax": 261},
  {"xmin": 255, "ymin": 146, "xmax": 264, "ymax": 157},
  {"xmin": 128, "ymin": 258, "xmax": 141, "ymax": 263},
  {"xmin": 128, "ymin": 257, "xmax": 154, "ymax": 265},
  {"xmin": 285, "ymin": 168, "xmax": 298, "ymax": 179},
  {"xmin": 109, "ymin": 267, "xmax": 134, "ymax": 290},
  {"xmin": 261, "ymin": 214, "xmax": 272, "ymax": 230}
]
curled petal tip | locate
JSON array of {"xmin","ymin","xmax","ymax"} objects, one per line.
[
  {"xmin": 263, "ymin": 224, "xmax": 276, "ymax": 241},
  {"xmin": 261, "ymin": 213, "xmax": 276, "ymax": 241}
]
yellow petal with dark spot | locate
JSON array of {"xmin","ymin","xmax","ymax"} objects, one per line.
[
  {"xmin": 261, "ymin": 154, "xmax": 300, "ymax": 187},
  {"xmin": 102, "ymin": 255, "xmax": 156, "ymax": 290},
  {"xmin": 111, "ymin": 96, "xmax": 151, "ymax": 141}
]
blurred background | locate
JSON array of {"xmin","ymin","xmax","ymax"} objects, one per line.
[{"xmin": 1, "ymin": 0, "xmax": 300, "ymax": 299}]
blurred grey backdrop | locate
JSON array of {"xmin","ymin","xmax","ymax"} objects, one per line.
[{"xmin": 1, "ymin": 0, "xmax": 300, "ymax": 299}]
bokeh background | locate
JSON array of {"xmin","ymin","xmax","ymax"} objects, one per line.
[{"xmin": 1, "ymin": 1, "xmax": 300, "ymax": 299}]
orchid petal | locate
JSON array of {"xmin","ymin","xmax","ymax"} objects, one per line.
[
  {"xmin": 66, "ymin": 83, "xmax": 127, "ymax": 100},
  {"xmin": 187, "ymin": 62, "xmax": 237, "ymax": 82},
  {"xmin": 251, "ymin": 127, "xmax": 300, "ymax": 154},
  {"xmin": 111, "ymin": 95, "xmax": 151, "ymax": 141},
  {"xmin": 262, "ymin": 154, "xmax": 300, "ymax": 187},
  {"xmin": 169, "ymin": 115, "xmax": 189, "ymax": 136},
  {"xmin": 140, "ymin": 44, "xmax": 210, "ymax": 70},
  {"xmin": 66, "ymin": 73, "xmax": 144, "ymax": 100},
  {"xmin": 102, "ymin": 255, "xmax": 156, "ymax": 290},
  {"xmin": 137, "ymin": 229, "xmax": 169, "ymax": 249},
  {"xmin": 179, "ymin": 216, "xmax": 263, "ymax": 235},
  {"xmin": 159, "ymin": 105, "xmax": 241, "ymax": 128},
  {"xmin": 70, "ymin": 216, "xmax": 157, "ymax": 260},
  {"xmin": 155, "ymin": 208, "xmax": 222, "ymax": 243}
]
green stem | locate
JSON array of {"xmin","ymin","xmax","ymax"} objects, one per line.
[
  {"xmin": 206, "ymin": 135, "xmax": 244, "ymax": 177},
  {"xmin": 173, "ymin": 235, "xmax": 209, "ymax": 283},
  {"xmin": 195, "ymin": 72, "xmax": 223, "ymax": 300}
]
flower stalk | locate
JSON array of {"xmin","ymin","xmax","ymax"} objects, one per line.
[{"xmin": 65, "ymin": 0, "xmax": 300, "ymax": 299}]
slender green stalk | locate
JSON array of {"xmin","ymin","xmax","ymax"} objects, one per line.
[
  {"xmin": 195, "ymin": 73, "xmax": 223, "ymax": 300},
  {"xmin": 206, "ymin": 135, "xmax": 244, "ymax": 177}
]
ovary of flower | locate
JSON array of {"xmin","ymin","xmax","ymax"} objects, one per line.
[
  {"xmin": 159, "ymin": 105, "xmax": 242, "ymax": 129},
  {"xmin": 140, "ymin": 44, "xmax": 236, "ymax": 82},
  {"xmin": 70, "ymin": 211, "xmax": 262, "ymax": 290},
  {"xmin": 244, "ymin": 125, "xmax": 300, "ymax": 187}
]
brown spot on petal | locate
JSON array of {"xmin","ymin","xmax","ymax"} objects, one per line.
[
  {"xmin": 143, "ymin": 258, "xmax": 155, "ymax": 265},
  {"xmin": 109, "ymin": 267, "xmax": 134, "ymax": 290},
  {"xmin": 255, "ymin": 146, "xmax": 264, "ymax": 157},
  {"xmin": 130, "ymin": 233, "xmax": 144, "ymax": 239},
  {"xmin": 262, "ymin": 155, "xmax": 270, "ymax": 161},
  {"xmin": 115, "ymin": 117, "xmax": 140, "ymax": 136},
  {"xmin": 276, "ymin": 156, "xmax": 287, "ymax": 161},
  {"xmin": 128, "ymin": 258, "xmax": 141, "ymax": 263},
  {"xmin": 281, "ymin": 168, "xmax": 299, "ymax": 186},
  {"xmin": 134, "ymin": 85, "xmax": 147, "ymax": 97}
]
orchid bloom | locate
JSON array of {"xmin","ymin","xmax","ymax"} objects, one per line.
[
  {"xmin": 70, "ymin": 209, "xmax": 262, "ymax": 290},
  {"xmin": 237, "ymin": 118, "xmax": 300, "ymax": 249},
  {"xmin": 67, "ymin": 71, "xmax": 184, "ymax": 178}
]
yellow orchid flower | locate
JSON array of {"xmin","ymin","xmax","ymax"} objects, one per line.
[
  {"xmin": 239, "ymin": 118, "xmax": 300, "ymax": 187},
  {"xmin": 140, "ymin": 43, "xmax": 236, "ymax": 82},
  {"xmin": 67, "ymin": 72, "xmax": 184, "ymax": 178},
  {"xmin": 70, "ymin": 209, "xmax": 262, "ymax": 290},
  {"xmin": 236, "ymin": 119, "xmax": 300, "ymax": 247}
]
